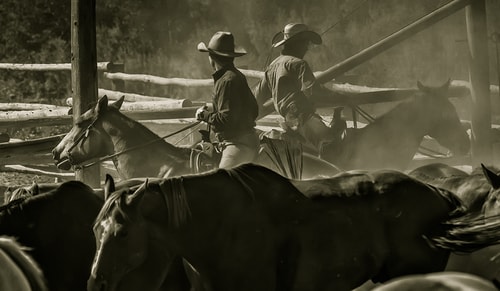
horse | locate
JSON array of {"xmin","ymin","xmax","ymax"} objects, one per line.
[
  {"xmin": 320, "ymin": 80, "xmax": 470, "ymax": 171},
  {"xmin": 51, "ymin": 95, "xmax": 341, "ymax": 180},
  {"xmin": 407, "ymin": 163, "xmax": 500, "ymax": 283},
  {"xmin": 1, "ymin": 181, "xmax": 60, "ymax": 204},
  {"xmin": 88, "ymin": 163, "xmax": 500, "ymax": 291},
  {"xmin": 0, "ymin": 180, "xmax": 103, "ymax": 291},
  {"xmin": 0, "ymin": 236, "xmax": 48, "ymax": 291},
  {"xmin": 371, "ymin": 272, "xmax": 499, "ymax": 291}
]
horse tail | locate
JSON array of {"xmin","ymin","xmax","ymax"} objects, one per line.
[
  {"xmin": 428, "ymin": 213, "xmax": 500, "ymax": 254},
  {"xmin": 0, "ymin": 236, "xmax": 48, "ymax": 291},
  {"xmin": 261, "ymin": 137, "xmax": 303, "ymax": 179}
]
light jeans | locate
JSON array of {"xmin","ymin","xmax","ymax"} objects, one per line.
[{"xmin": 218, "ymin": 130, "xmax": 260, "ymax": 169}]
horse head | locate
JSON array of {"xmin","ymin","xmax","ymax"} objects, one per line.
[
  {"xmin": 416, "ymin": 79, "xmax": 470, "ymax": 156},
  {"xmin": 52, "ymin": 95, "xmax": 122, "ymax": 170},
  {"xmin": 89, "ymin": 179, "xmax": 175, "ymax": 291}
]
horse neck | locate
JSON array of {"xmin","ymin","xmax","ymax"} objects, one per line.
[
  {"xmin": 370, "ymin": 97, "xmax": 430, "ymax": 141},
  {"xmin": 103, "ymin": 111, "xmax": 191, "ymax": 178}
]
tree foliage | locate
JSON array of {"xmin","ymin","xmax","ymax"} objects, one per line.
[{"xmin": 0, "ymin": 0, "xmax": 499, "ymax": 103}]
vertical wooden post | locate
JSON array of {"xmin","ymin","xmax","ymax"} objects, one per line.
[
  {"xmin": 466, "ymin": 0, "xmax": 491, "ymax": 165},
  {"xmin": 71, "ymin": 0, "xmax": 100, "ymax": 187}
]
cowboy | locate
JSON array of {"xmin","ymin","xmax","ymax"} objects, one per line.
[
  {"xmin": 254, "ymin": 23, "xmax": 346, "ymax": 155},
  {"xmin": 195, "ymin": 31, "xmax": 260, "ymax": 169}
]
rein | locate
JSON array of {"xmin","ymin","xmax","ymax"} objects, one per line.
[{"xmin": 73, "ymin": 121, "xmax": 202, "ymax": 170}]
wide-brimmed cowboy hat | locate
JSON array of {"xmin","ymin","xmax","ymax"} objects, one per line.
[
  {"xmin": 197, "ymin": 31, "xmax": 247, "ymax": 57},
  {"xmin": 272, "ymin": 23, "xmax": 322, "ymax": 48}
]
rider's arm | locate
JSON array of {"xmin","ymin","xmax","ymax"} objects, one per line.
[
  {"xmin": 207, "ymin": 78, "xmax": 236, "ymax": 130},
  {"xmin": 253, "ymin": 75, "xmax": 274, "ymax": 119}
]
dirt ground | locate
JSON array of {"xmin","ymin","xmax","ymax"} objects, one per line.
[{"xmin": 0, "ymin": 125, "xmax": 71, "ymax": 195}]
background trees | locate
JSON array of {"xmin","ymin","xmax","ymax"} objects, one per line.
[{"xmin": 0, "ymin": 0, "xmax": 499, "ymax": 104}]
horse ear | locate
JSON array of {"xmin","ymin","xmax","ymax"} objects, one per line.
[
  {"xmin": 96, "ymin": 95, "xmax": 109, "ymax": 114},
  {"xmin": 109, "ymin": 96, "xmax": 125, "ymax": 110},
  {"xmin": 29, "ymin": 181, "xmax": 39, "ymax": 195},
  {"xmin": 103, "ymin": 174, "xmax": 115, "ymax": 201},
  {"xmin": 481, "ymin": 163, "xmax": 500, "ymax": 189},
  {"xmin": 125, "ymin": 179, "xmax": 149, "ymax": 209}
]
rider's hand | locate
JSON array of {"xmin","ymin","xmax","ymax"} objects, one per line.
[{"xmin": 195, "ymin": 105, "xmax": 210, "ymax": 122}]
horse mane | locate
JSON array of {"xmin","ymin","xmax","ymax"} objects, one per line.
[
  {"xmin": 94, "ymin": 188, "xmax": 132, "ymax": 229},
  {"xmin": 157, "ymin": 164, "xmax": 271, "ymax": 228},
  {"xmin": 159, "ymin": 177, "xmax": 192, "ymax": 228},
  {"xmin": 0, "ymin": 236, "xmax": 48, "ymax": 291},
  {"xmin": 297, "ymin": 172, "xmax": 377, "ymax": 199}
]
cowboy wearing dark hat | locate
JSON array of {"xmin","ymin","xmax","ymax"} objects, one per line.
[
  {"xmin": 196, "ymin": 31, "xmax": 260, "ymax": 169},
  {"xmin": 255, "ymin": 23, "xmax": 346, "ymax": 155}
]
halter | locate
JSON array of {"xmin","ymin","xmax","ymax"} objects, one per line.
[
  {"xmin": 65, "ymin": 118, "xmax": 202, "ymax": 170},
  {"xmin": 66, "ymin": 116, "xmax": 100, "ymax": 154}
]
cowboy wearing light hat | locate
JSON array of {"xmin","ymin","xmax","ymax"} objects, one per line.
[
  {"xmin": 195, "ymin": 31, "xmax": 260, "ymax": 169},
  {"xmin": 255, "ymin": 23, "xmax": 346, "ymax": 155}
]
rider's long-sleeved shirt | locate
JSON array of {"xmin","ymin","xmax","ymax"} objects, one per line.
[{"xmin": 208, "ymin": 64, "xmax": 258, "ymax": 139}]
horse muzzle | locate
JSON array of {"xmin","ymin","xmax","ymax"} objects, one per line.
[{"xmin": 55, "ymin": 158, "xmax": 72, "ymax": 171}]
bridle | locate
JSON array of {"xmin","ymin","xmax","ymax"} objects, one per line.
[
  {"xmin": 66, "ymin": 116, "xmax": 100, "ymax": 155},
  {"xmin": 65, "ymin": 116, "xmax": 202, "ymax": 170}
]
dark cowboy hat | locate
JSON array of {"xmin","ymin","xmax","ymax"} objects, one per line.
[
  {"xmin": 197, "ymin": 31, "xmax": 247, "ymax": 57},
  {"xmin": 272, "ymin": 23, "xmax": 322, "ymax": 48}
]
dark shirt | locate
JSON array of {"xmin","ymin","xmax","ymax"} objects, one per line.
[
  {"xmin": 254, "ymin": 54, "xmax": 316, "ymax": 117},
  {"xmin": 208, "ymin": 64, "xmax": 258, "ymax": 139}
]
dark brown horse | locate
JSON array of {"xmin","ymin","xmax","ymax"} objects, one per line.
[
  {"xmin": 321, "ymin": 80, "xmax": 470, "ymax": 171},
  {"xmin": 51, "ymin": 95, "xmax": 341, "ymax": 180},
  {"xmin": 0, "ymin": 181, "xmax": 102, "ymax": 291},
  {"xmin": 88, "ymin": 163, "xmax": 500, "ymax": 291},
  {"xmin": 408, "ymin": 163, "xmax": 500, "ymax": 283}
]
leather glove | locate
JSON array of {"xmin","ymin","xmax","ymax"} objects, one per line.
[{"xmin": 195, "ymin": 105, "xmax": 210, "ymax": 122}]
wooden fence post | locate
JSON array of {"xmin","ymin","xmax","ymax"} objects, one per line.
[
  {"xmin": 71, "ymin": 0, "xmax": 100, "ymax": 187},
  {"xmin": 466, "ymin": 0, "xmax": 492, "ymax": 165}
]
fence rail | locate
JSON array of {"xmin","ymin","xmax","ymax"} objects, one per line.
[{"xmin": 0, "ymin": 62, "xmax": 119, "ymax": 71}]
